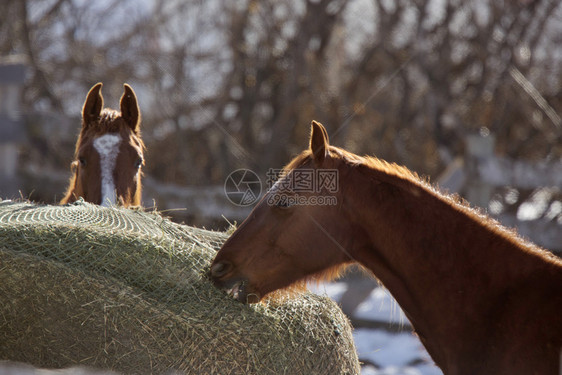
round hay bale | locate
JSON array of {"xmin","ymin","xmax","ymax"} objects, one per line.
[{"xmin": 0, "ymin": 200, "xmax": 360, "ymax": 375}]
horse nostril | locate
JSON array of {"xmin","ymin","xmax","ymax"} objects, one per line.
[{"xmin": 211, "ymin": 261, "xmax": 232, "ymax": 278}]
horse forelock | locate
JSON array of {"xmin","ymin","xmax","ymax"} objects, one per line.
[
  {"xmin": 77, "ymin": 108, "xmax": 144, "ymax": 151},
  {"xmin": 83, "ymin": 108, "xmax": 123, "ymax": 133}
]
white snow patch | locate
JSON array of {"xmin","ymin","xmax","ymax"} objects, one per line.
[{"xmin": 355, "ymin": 287, "xmax": 409, "ymax": 325}]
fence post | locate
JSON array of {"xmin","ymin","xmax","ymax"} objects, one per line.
[
  {"xmin": 465, "ymin": 130, "xmax": 496, "ymax": 209},
  {"xmin": 0, "ymin": 58, "xmax": 27, "ymax": 199}
]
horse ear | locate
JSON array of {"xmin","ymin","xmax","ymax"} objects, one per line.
[
  {"xmin": 82, "ymin": 83, "xmax": 103, "ymax": 127},
  {"xmin": 310, "ymin": 120, "xmax": 330, "ymax": 165},
  {"xmin": 120, "ymin": 84, "xmax": 140, "ymax": 133}
]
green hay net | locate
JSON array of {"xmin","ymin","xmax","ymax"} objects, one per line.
[{"xmin": 0, "ymin": 200, "xmax": 360, "ymax": 375}]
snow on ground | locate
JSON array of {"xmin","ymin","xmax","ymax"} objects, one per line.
[
  {"xmin": 354, "ymin": 287, "xmax": 408, "ymax": 325},
  {"xmin": 309, "ymin": 281, "xmax": 443, "ymax": 375}
]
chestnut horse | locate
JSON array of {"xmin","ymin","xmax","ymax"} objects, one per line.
[
  {"xmin": 211, "ymin": 121, "xmax": 562, "ymax": 375},
  {"xmin": 61, "ymin": 83, "xmax": 144, "ymax": 207}
]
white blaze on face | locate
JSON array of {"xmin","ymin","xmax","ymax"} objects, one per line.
[{"xmin": 93, "ymin": 133, "xmax": 122, "ymax": 207}]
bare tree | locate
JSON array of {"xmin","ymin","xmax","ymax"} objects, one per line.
[
  {"xmin": 2, "ymin": 0, "xmax": 561, "ymax": 196},
  {"xmin": 340, "ymin": 0, "xmax": 562, "ymax": 175}
]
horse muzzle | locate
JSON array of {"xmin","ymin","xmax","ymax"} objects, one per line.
[{"xmin": 210, "ymin": 262, "xmax": 261, "ymax": 304}]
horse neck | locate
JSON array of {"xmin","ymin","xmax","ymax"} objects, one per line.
[{"xmin": 342, "ymin": 165, "xmax": 557, "ymax": 370}]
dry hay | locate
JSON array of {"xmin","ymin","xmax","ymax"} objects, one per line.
[{"xmin": 0, "ymin": 200, "xmax": 360, "ymax": 375}]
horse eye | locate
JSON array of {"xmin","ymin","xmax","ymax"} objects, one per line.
[
  {"xmin": 276, "ymin": 196, "xmax": 292, "ymax": 209},
  {"xmin": 134, "ymin": 157, "xmax": 143, "ymax": 169},
  {"xmin": 78, "ymin": 157, "xmax": 86, "ymax": 167}
]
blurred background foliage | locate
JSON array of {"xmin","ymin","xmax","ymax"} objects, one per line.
[{"xmin": 1, "ymin": 0, "xmax": 561, "ymax": 228}]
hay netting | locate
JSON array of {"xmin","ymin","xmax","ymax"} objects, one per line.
[{"xmin": 0, "ymin": 200, "xmax": 360, "ymax": 375}]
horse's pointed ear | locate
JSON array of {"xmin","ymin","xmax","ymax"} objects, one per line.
[
  {"xmin": 120, "ymin": 83, "xmax": 140, "ymax": 133},
  {"xmin": 82, "ymin": 83, "xmax": 103, "ymax": 128},
  {"xmin": 310, "ymin": 120, "xmax": 329, "ymax": 165}
]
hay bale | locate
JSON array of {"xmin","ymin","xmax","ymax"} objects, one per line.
[{"xmin": 0, "ymin": 200, "xmax": 359, "ymax": 375}]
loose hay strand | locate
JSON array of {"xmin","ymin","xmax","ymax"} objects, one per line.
[{"xmin": 0, "ymin": 200, "xmax": 359, "ymax": 375}]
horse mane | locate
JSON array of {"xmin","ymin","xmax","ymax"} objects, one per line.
[
  {"xmin": 283, "ymin": 146, "xmax": 420, "ymax": 182},
  {"xmin": 283, "ymin": 145, "xmax": 561, "ymax": 274},
  {"xmin": 362, "ymin": 151, "xmax": 560, "ymax": 263}
]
